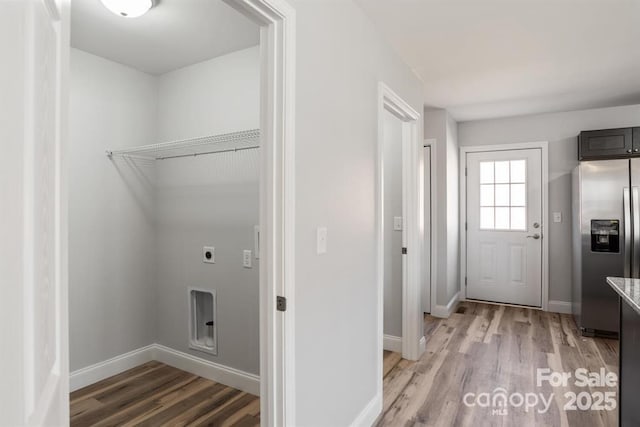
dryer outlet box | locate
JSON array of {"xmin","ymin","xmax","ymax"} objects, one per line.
[{"xmin": 203, "ymin": 246, "xmax": 215, "ymax": 264}]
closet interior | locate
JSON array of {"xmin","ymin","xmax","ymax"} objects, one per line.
[{"xmin": 68, "ymin": 1, "xmax": 262, "ymax": 424}]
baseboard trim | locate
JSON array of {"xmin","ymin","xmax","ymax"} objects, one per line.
[
  {"xmin": 350, "ymin": 392, "xmax": 382, "ymax": 427},
  {"xmin": 419, "ymin": 335, "xmax": 426, "ymax": 355},
  {"xmin": 547, "ymin": 300, "xmax": 572, "ymax": 314},
  {"xmin": 152, "ymin": 344, "xmax": 260, "ymax": 396},
  {"xmin": 383, "ymin": 335, "xmax": 402, "ymax": 353},
  {"xmin": 69, "ymin": 344, "xmax": 155, "ymax": 392},
  {"xmin": 70, "ymin": 343, "xmax": 260, "ymax": 396},
  {"xmin": 431, "ymin": 292, "xmax": 460, "ymax": 318}
]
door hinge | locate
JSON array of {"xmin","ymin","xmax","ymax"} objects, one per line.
[
  {"xmin": 402, "ymin": 247, "xmax": 407, "ymax": 255},
  {"xmin": 465, "ymin": 167, "xmax": 468, "ymax": 177},
  {"xmin": 465, "ymin": 277, "xmax": 468, "ymax": 287},
  {"xmin": 276, "ymin": 296, "xmax": 287, "ymax": 312},
  {"xmin": 465, "ymin": 222, "xmax": 468, "ymax": 231}
]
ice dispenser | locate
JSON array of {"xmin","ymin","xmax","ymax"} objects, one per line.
[{"xmin": 590, "ymin": 220, "xmax": 620, "ymax": 253}]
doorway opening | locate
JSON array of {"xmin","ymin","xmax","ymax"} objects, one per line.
[
  {"xmin": 65, "ymin": 0, "xmax": 295, "ymax": 426},
  {"xmin": 382, "ymin": 109, "xmax": 404, "ymax": 354},
  {"xmin": 376, "ymin": 82, "xmax": 424, "ymax": 414}
]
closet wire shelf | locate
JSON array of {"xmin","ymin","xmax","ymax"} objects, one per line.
[{"xmin": 106, "ymin": 129, "xmax": 260, "ymax": 160}]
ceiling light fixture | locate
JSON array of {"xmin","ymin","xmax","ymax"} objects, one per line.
[{"xmin": 100, "ymin": 0, "xmax": 154, "ymax": 18}]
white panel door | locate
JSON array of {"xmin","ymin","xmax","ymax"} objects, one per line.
[
  {"xmin": 466, "ymin": 149, "xmax": 542, "ymax": 307},
  {"xmin": 0, "ymin": 0, "xmax": 68, "ymax": 425},
  {"xmin": 422, "ymin": 146, "xmax": 431, "ymax": 313}
]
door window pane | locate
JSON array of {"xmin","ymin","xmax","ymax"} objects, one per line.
[
  {"xmin": 495, "ymin": 161, "xmax": 510, "ymax": 183},
  {"xmin": 477, "ymin": 159, "xmax": 528, "ymax": 231},
  {"xmin": 495, "ymin": 184, "xmax": 510, "ymax": 206},
  {"xmin": 480, "ymin": 162, "xmax": 494, "ymax": 184},
  {"xmin": 510, "ymin": 184, "xmax": 526, "ymax": 206},
  {"xmin": 480, "ymin": 184, "xmax": 494, "ymax": 206},
  {"xmin": 510, "ymin": 160, "xmax": 526, "ymax": 183}
]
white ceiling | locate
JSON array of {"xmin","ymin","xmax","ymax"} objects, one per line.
[
  {"xmin": 355, "ymin": 0, "xmax": 640, "ymax": 121},
  {"xmin": 71, "ymin": 0, "xmax": 259, "ymax": 75}
]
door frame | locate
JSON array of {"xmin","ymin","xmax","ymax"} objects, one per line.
[
  {"xmin": 459, "ymin": 141, "xmax": 549, "ymax": 310},
  {"xmin": 224, "ymin": 0, "xmax": 296, "ymax": 425},
  {"xmin": 424, "ymin": 139, "xmax": 437, "ymax": 314},
  {"xmin": 55, "ymin": 0, "xmax": 295, "ymax": 425},
  {"xmin": 376, "ymin": 82, "xmax": 424, "ymax": 399}
]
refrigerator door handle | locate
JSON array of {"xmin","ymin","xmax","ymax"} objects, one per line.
[
  {"xmin": 624, "ymin": 187, "xmax": 632, "ymax": 278},
  {"xmin": 633, "ymin": 187, "xmax": 640, "ymax": 278}
]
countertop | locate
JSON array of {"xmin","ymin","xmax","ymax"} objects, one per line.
[{"xmin": 607, "ymin": 277, "xmax": 640, "ymax": 315}]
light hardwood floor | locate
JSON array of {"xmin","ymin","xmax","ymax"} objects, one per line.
[
  {"xmin": 380, "ymin": 301, "xmax": 619, "ymax": 427},
  {"xmin": 70, "ymin": 361, "xmax": 259, "ymax": 427},
  {"xmin": 70, "ymin": 302, "xmax": 617, "ymax": 426}
]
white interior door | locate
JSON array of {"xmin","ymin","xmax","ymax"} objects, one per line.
[
  {"xmin": 422, "ymin": 146, "xmax": 431, "ymax": 313},
  {"xmin": 0, "ymin": 0, "xmax": 68, "ymax": 425},
  {"xmin": 466, "ymin": 149, "xmax": 542, "ymax": 307}
]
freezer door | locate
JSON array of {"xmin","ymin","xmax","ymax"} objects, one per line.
[
  {"xmin": 580, "ymin": 160, "xmax": 628, "ymax": 333},
  {"xmin": 631, "ymin": 159, "xmax": 640, "ymax": 278}
]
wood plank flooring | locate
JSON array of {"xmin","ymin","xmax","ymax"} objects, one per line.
[
  {"xmin": 70, "ymin": 361, "xmax": 259, "ymax": 427},
  {"xmin": 380, "ymin": 302, "xmax": 619, "ymax": 427},
  {"xmin": 71, "ymin": 302, "xmax": 618, "ymax": 426}
]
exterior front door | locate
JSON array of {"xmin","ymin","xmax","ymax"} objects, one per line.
[{"xmin": 466, "ymin": 149, "xmax": 543, "ymax": 307}]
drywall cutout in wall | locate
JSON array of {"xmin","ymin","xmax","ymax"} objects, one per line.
[{"xmin": 189, "ymin": 288, "xmax": 217, "ymax": 355}]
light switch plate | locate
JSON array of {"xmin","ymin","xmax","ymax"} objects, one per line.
[
  {"xmin": 317, "ymin": 227, "xmax": 328, "ymax": 254},
  {"xmin": 393, "ymin": 216, "xmax": 403, "ymax": 231},
  {"xmin": 203, "ymin": 246, "xmax": 215, "ymax": 264},
  {"xmin": 553, "ymin": 212, "xmax": 562, "ymax": 223},
  {"xmin": 243, "ymin": 250, "xmax": 252, "ymax": 268}
]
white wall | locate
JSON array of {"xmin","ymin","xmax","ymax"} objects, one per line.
[
  {"xmin": 154, "ymin": 46, "xmax": 261, "ymax": 374},
  {"xmin": 156, "ymin": 47, "xmax": 259, "ymax": 140},
  {"xmin": 458, "ymin": 103, "xmax": 640, "ymax": 302},
  {"xmin": 424, "ymin": 109, "xmax": 460, "ymax": 308},
  {"xmin": 69, "ymin": 49, "xmax": 158, "ymax": 371},
  {"xmin": 383, "ymin": 110, "xmax": 403, "ymax": 338},
  {"xmin": 290, "ymin": 1, "xmax": 424, "ymax": 425}
]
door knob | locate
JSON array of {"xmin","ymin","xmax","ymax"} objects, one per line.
[{"xmin": 527, "ymin": 234, "xmax": 541, "ymax": 239}]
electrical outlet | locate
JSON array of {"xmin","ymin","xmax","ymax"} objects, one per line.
[
  {"xmin": 203, "ymin": 246, "xmax": 215, "ymax": 264},
  {"xmin": 553, "ymin": 212, "xmax": 562, "ymax": 223},
  {"xmin": 243, "ymin": 250, "xmax": 252, "ymax": 268}
]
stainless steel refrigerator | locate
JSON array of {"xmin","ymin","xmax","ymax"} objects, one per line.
[{"xmin": 572, "ymin": 159, "xmax": 640, "ymax": 336}]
